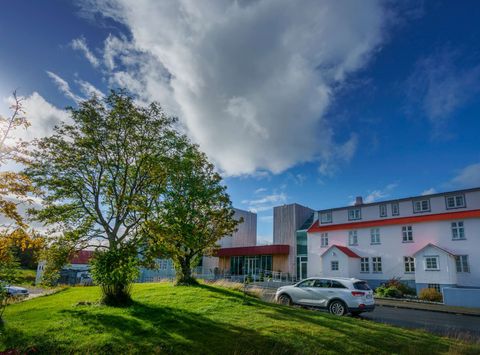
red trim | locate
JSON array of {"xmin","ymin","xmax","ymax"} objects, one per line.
[
  {"xmin": 70, "ymin": 250, "xmax": 94, "ymax": 264},
  {"xmin": 321, "ymin": 245, "xmax": 361, "ymax": 258},
  {"xmin": 216, "ymin": 244, "xmax": 289, "ymax": 257},
  {"xmin": 308, "ymin": 209, "xmax": 480, "ymax": 233}
]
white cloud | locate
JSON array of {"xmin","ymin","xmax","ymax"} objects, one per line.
[
  {"xmin": 352, "ymin": 183, "xmax": 398, "ymax": 204},
  {"xmin": 242, "ymin": 191, "xmax": 287, "ymax": 213},
  {"xmin": 421, "ymin": 188, "xmax": 436, "ymax": 196},
  {"xmin": 254, "ymin": 187, "xmax": 267, "ymax": 195},
  {"xmin": 71, "ymin": 36, "xmax": 100, "ymax": 67},
  {"xmin": 76, "ymin": 80, "xmax": 105, "ymax": 98},
  {"xmin": 80, "ymin": 0, "xmax": 388, "ymax": 176},
  {"xmin": 406, "ymin": 49, "xmax": 480, "ymax": 137},
  {"xmin": 318, "ymin": 134, "xmax": 358, "ymax": 177},
  {"xmin": 450, "ymin": 163, "xmax": 480, "ymax": 188},
  {"xmin": 46, "ymin": 71, "xmax": 83, "ymax": 103}
]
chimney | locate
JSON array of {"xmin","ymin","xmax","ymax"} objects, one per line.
[{"xmin": 354, "ymin": 196, "xmax": 363, "ymax": 206}]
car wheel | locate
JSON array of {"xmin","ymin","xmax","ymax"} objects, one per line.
[
  {"xmin": 278, "ymin": 294, "xmax": 292, "ymax": 306},
  {"xmin": 328, "ymin": 300, "xmax": 347, "ymax": 316}
]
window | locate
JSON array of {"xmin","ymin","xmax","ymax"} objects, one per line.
[
  {"xmin": 348, "ymin": 208, "xmax": 361, "ymax": 221},
  {"xmin": 320, "ymin": 211, "xmax": 332, "ymax": 224},
  {"xmin": 428, "ymin": 283, "xmax": 440, "ymax": 292},
  {"xmin": 330, "ymin": 280, "xmax": 347, "ymax": 288},
  {"xmin": 320, "ymin": 233, "xmax": 329, "ymax": 247},
  {"xmin": 372, "ymin": 257, "xmax": 382, "ymax": 273},
  {"xmin": 455, "ymin": 255, "xmax": 470, "ymax": 273},
  {"xmin": 298, "ymin": 279, "xmax": 316, "ymax": 287},
  {"xmin": 313, "ymin": 279, "xmax": 331, "ymax": 288},
  {"xmin": 348, "ymin": 230, "xmax": 358, "ymax": 245},
  {"xmin": 446, "ymin": 194, "xmax": 466, "ymax": 209},
  {"xmin": 360, "ymin": 257, "xmax": 369, "ymax": 273},
  {"xmin": 331, "ymin": 261, "xmax": 339, "ymax": 271},
  {"xmin": 392, "ymin": 202, "xmax": 399, "ymax": 216},
  {"xmin": 370, "ymin": 228, "xmax": 380, "ymax": 244},
  {"xmin": 404, "ymin": 256, "xmax": 415, "ymax": 273},
  {"xmin": 425, "ymin": 256, "xmax": 439, "ymax": 270},
  {"xmin": 402, "ymin": 226, "xmax": 413, "ymax": 242},
  {"xmin": 413, "ymin": 199, "xmax": 430, "ymax": 213},
  {"xmin": 353, "ymin": 281, "xmax": 371, "ymax": 290},
  {"xmin": 379, "ymin": 204, "xmax": 387, "ymax": 217},
  {"xmin": 451, "ymin": 221, "xmax": 465, "ymax": 240}
]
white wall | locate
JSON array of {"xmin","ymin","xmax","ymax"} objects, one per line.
[
  {"xmin": 319, "ymin": 247, "xmax": 350, "ymax": 278},
  {"xmin": 308, "ymin": 217, "xmax": 480, "ymax": 286},
  {"xmin": 414, "ymin": 245, "xmax": 457, "ymax": 285}
]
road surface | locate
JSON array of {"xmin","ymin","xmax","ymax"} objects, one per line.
[{"xmin": 359, "ymin": 305, "xmax": 480, "ymax": 340}]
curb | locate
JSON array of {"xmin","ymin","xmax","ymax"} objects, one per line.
[{"xmin": 376, "ymin": 302, "xmax": 480, "ymax": 317}]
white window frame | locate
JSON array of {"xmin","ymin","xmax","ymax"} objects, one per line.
[
  {"xmin": 391, "ymin": 202, "xmax": 400, "ymax": 216},
  {"xmin": 372, "ymin": 257, "xmax": 382, "ymax": 273},
  {"xmin": 413, "ymin": 199, "xmax": 430, "ymax": 213},
  {"xmin": 348, "ymin": 208, "xmax": 361, "ymax": 221},
  {"xmin": 451, "ymin": 221, "xmax": 465, "ymax": 240},
  {"xmin": 402, "ymin": 225, "xmax": 413, "ymax": 242},
  {"xmin": 370, "ymin": 228, "xmax": 380, "ymax": 245},
  {"xmin": 331, "ymin": 260, "xmax": 339, "ymax": 271},
  {"xmin": 404, "ymin": 256, "xmax": 415, "ymax": 273},
  {"xmin": 320, "ymin": 233, "xmax": 329, "ymax": 248},
  {"xmin": 379, "ymin": 204, "xmax": 387, "ymax": 217},
  {"xmin": 455, "ymin": 255, "xmax": 470, "ymax": 273},
  {"xmin": 320, "ymin": 211, "xmax": 332, "ymax": 224},
  {"xmin": 446, "ymin": 194, "xmax": 466, "ymax": 210},
  {"xmin": 348, "ymin": 230, "xmax": 358, "ymax": 246},
  {"xmin": 360, "ymin": 257, "xmax": 369, "ymax": 273},
  {"xmin": 424, "ymin": 256, "xmax": 439, "ymax": 271},
  {"xmin": 428, "ymin": 283, "xmax": 441, "ymax": 292}
]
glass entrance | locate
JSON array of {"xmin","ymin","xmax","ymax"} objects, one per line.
[
  {"xmin": 245, "ymin": 256, "xmax": 259, "ymax": 275},
  {"xmin": 297, "ymin": 256, "xmax": 308, "ymax": 280}
]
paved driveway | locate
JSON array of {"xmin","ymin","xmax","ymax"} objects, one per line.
[{"xmin": 360, "ymin": 305, "xmax": 480, "ymax": 340}]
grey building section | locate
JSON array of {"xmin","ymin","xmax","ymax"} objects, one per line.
[
  {"xmin": 218, "ymin": 208, "xmax": 257, "ymax": 248},
  {"xmin": 273, "ymin": 203, "xmax": 313, "ymax": 276}
]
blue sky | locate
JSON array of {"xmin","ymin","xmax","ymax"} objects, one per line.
[{"xmin": 1, "ymin": 1, "xmax": 480, "ymax": 243}]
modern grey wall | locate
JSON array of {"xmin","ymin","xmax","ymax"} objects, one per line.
[
  {"xmin": 218, "ymin": 208, "xmax": 257, "ymax": 248},
  {"xmin": 273, "ymin": 203, "xmax": 313, "ymax": 275}
]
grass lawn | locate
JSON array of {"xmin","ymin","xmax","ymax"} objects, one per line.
[
  {"xmin": 13, "ymin": 268, "xmax": 37, "ymax": 287},
  {"xmin": 1, "ymin": 282, "xmax": 479, "ymax": 354}
]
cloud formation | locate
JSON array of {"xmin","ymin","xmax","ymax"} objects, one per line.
[
  {"xmin": 80, "ymin": 0, "xmax": 388, "ymax": 176},
  {"xmin": 450, "ymin": 163, "xmax": 480, "ymax": 188},
  {"xmin": 46, "ymin": 71, "xmax": 83, "ymax": 103},
  {"xmin": 71, "ymin": 36, "xmax": 100, "ymax": 67}
]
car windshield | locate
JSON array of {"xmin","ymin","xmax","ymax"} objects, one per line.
[{"xmin": 353, "ymin": 281, "xmax": 371, "ymax": 290}]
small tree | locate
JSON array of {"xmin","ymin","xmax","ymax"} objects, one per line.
[
  {"xmin": 148, "ymin": 143, "xmax": 240, "ymax": 285},
  {"xmin": 26, "ymin": 90, "xmax": 180, "ymax": 305}
]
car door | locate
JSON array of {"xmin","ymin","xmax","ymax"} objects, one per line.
[
  {"xmin": 308, "ymin": 279, "xmax": 332, "ymax": 307},
  {"xmin": 290, "ymin": 279, "xmax": 318, "ymax": 305},
  {"xmin": 327, "ymin": 280, "xmax": 349, "ymax": 303}
]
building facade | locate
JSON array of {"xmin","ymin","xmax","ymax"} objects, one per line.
[{"xmin": 304, "ymin": 188, "xmax": 480, "ymax": 293}]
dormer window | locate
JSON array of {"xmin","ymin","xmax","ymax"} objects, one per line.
[
  {"xmin": 320, "ymin": 211, "xmax": 332, "ymax": 224},
  {"xmin": 413, "ymin": 199, "xmax": 430, "ymax": 213},
  {"xmin": 379, "ymin": 204, "xmax": 387, "ymax": 217},
  {"xmin": 348, "ymin": 208, "xmax": 361, "ymax": 221},
  {"xmin": 446, "ymin": 194, "xmax": 466, "ymax": 209}
]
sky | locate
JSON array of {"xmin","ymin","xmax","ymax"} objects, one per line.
[{"xmin": 1, "ymin": 1, "xmax": 480, "ymax": 244}]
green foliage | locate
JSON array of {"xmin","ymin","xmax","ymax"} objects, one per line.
[
  {"xmin": 148, "ymin": 143, "xmax": 240, "ymax": 286},
  {"xmin": 0, "ymin": 283, "xmax": 477, "ymax": 354},
  {"xmin": 26, "ymin": 90, "xmax": 182, "ymax": 304},
  {"xmin": 384, "ymin": 277, "xmax": 416, "ymax": 296},
  {"xmin": 40, "ymin": 241, "xmax": 74, "ymax": 287},
  {"xmin": 90, "ymin": 248, "xmax": 140, "ymax": 306},
  {"xmin": 419, "ymin": 288, "xmax": 443, "ymax": 302}
]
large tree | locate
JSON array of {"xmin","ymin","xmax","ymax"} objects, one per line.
[
  {"xmin": 148, "ymin": 143, "xmax": 240, "ymax": 286},
  {"xmin": 26, "ymin": 90, "xmax": 180, "ymax": 305}
]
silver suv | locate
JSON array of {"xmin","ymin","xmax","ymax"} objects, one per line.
[{"xmin": 275, "ymin": 277, "xmax": 375, "ymax": 316}]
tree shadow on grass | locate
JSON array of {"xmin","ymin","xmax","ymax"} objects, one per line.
[{"xmin": 197, "ymin": 284, "xmax": 467, "ymax": 354}]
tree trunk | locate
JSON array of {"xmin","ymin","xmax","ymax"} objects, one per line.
[{"xmin": 175, "ymin": 256, "xmax": 198, "ymax": 286}]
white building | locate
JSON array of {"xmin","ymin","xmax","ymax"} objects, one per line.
[{"xmin": 306, "ymin": 187, "xmax": 480, "ymax": 293}]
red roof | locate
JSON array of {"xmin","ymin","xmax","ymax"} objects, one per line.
[
  {"xmin": 69, "ymin": 250, "xmax": 95, "ymax": 264},
  {"xmin": 321, "ymin": 245, "xmax": 360, "ymax": 258},
  {"xmin": 308, "ymin": 209, "xmax": 480, "ymax": 233},
  {"xmin": 216, "ymin": 244, "xmax": 289, "ymax": 257}
]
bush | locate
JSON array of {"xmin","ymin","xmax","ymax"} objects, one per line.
[
  {"xmin": 383, "ymin": 286, "xmax": 403, "ymax": 298},
  {"xmin": 90, "ymin": 248, "xmax": 140, "ymax": 306},
  {"xmin": 419, "ymin": 288, "xmax": 443, "ymax": 302},
  {"xmin": 375, "ymin": 285, "xmax": 386, "ymax": 297},
  {"xmin": 384, "ymin": 277, "xmax": 416, "ymax": 296}
]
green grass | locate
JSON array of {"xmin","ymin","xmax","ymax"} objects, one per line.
[
  {"xmin": 13, "ymin": 268, "xmax": 37, "ymax": 287},
  {"xmin": 0, "ymin": 283, "xmax": 478, "ymax": 354}
]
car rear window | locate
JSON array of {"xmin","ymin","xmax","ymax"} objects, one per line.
[{"xmin": 353, "ymin": 281, "xmax": 371, "ymax": 290}]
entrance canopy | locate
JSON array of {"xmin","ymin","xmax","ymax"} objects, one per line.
[{"xmin": 216, "ymin": 244, "xmax": 289, "ymax": 257}]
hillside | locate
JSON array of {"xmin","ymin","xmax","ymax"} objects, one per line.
[{"xmin": 1, "ymin": 282, "xmax": 478, "ymax": 354}]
